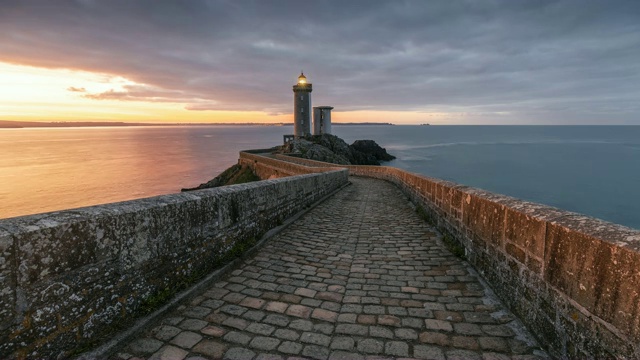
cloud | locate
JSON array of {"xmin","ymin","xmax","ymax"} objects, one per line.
[
  {"xmin": 67, "ymin": 86, "xmax": 86, "ymax": 92},
  {"xmin": 82, "ymin": 84, "xmax": 197, "ymax": 103},
  {"xmin": 1, "ymin": 0, "xmax": 639, "ymax": 123}
]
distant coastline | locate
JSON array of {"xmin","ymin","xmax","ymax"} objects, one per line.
[{"xmin": 0, "ymin": 120, "xmax": 394, "ymax": 129}]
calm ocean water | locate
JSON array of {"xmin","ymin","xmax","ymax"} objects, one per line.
[{"xmin": 1, "ymin": 125, "xmax": 638, "ymax": 229}]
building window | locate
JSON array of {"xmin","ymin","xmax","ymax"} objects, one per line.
[
  {"xmin": 300, "ymin": 95, "xmax": 303, "ymax": 100},
  {"xmin": 301, "ymin": 108, "xmax": 304, "ymax": 113}
]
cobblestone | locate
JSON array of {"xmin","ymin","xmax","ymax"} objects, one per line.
[
  {"xmin": 179, "ymin": 319, "xmax": 208, "ymax": 331},
  {"xmin": 242, "ymin": 310, "xmax": 266, "ymax": 322},
  {"xmin": 286, "ymin": 319, "xmax": 311, "ymax": 331},
  {"xmin": 302, "ymin": 344, "xmax": 331, "ymax": 360},
  {"xmin": 313, "ymin": 323, "xmax": 334, "ymax": 335},
  {"xmin": 169, "ymin": 331, "xmax": 202, "ymax": 349},
  {"xmin": 414, "ymin": 344, "xmax": 445, "ymax": 360},
  {"xmin": 330, "ymin": 337, "xmax": 355, "ymax": 351},
  {"xmin": 479, "ymin": 336, "xmax": 510, "ymax": 352},
  {"xmin": 114, "ymin": 177, "xmax": 546, "ymax": 359},
  {"xmin": 273, "ymin": 328, "xmax": 299, "ymax": 341},
  {"xmin": 263, "ymin": 314, "xmax": 290, "ymax": 327},
  {"xmin": 328, "ymin": 351, "xmax": 364, "ymax": 360},
  {"xmin": 249, "ymin": 336, "xmax": 280, "ymax": 351},
  {"xmin": 335, "ymin": 324, "xmax": 368, "ymax": 336},
  {"xmin": 223, "ymin": 331, "xmax": 251, "ymax": 346},
  {"xmin": 149, "ymin": 345, "xmax": 188, "ymax": 360},
  {"xmin": 378, "ymin": 314, "xmax": 401, "ymax": 327},
  {"xmin": 301, "ymin": 332, "xmax": 331, "ymax": 347},
  {"xmin": 200, "ymin": 325, "xmax": 225, "ymax": 337},
  {"xmin": 224, "ymin": 347, "xmax": 256, "ymax": 360},
  {"xmin": 356, "ymin": 338, "xmax": 383, "ymax": 354},
  {"xmin": 453, "ymin": 322, "xmax": 483, "ymax": 335},
  {"xmin": 385, "ymin": 341, "xmax": 409, "ymax": 357},
  {"xmin": 278, "ymin": 341, "xmax": 303, "ymax": 354},
  {"xmin": 425, "ymin": 319, "xmax": 453, "ymax": 332},
  {"xmin": 245, "ymin": 323, "xmax": 275, "ymax": 336},
  {"xmin": 191, "ymin": 340, "xmax": 226, "ymax": 358},
  {"xmin": 395, "ymin": 327, "xmax": 418, "ymax": 340},
  {"xmin": 221, "ymin": 317, "xmax": 248, "ymax": 330},
  {"xmin": 151, "ymin": 325, "xmax": 181, "ymax": 341},
  {"xmin": 337, "ymin": 313, "xmax": 357, "ymax": 323},
  {"xmin": 369, "ymin": 326, "xmax": 394, "ymax": 339}
]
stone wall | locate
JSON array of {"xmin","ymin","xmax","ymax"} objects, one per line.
[
  {"xmin": 0, "ymin": 168, "xmax": 348, "ymax": 358},
  {"xmin": 274, "ymin": 154, "xmax": 640, "ymax": 358},
  {"xmin": 240, "ymin": 152, "xmax": 345, "ymax": 179}
]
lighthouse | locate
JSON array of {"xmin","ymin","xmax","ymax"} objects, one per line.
[{"xmin": 293, "ymin": 72, "xmax": 312, "ymax": 137}]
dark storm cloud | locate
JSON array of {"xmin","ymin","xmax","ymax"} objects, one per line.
[{"xmin": 1, "ymin": 0, "xmax": 639, "ymax": 123}]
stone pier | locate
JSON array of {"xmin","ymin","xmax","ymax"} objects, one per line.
[{"xmin": 112, "ymin": 178, "xmax": 547, "ymax": 360}]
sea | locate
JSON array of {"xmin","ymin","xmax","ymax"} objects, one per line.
[{"xmin": 0, "ymin": 125, "xmax": 638, "ymax": 230}]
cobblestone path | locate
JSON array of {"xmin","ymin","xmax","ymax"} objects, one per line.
[{"xmin": 115, "ymin": 177, "xmax": 547, "ymax": 360}]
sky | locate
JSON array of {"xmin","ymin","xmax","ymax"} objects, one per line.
[{"xmin": 1, "ymin": 0, "xmax": 639, "ymax": 125}]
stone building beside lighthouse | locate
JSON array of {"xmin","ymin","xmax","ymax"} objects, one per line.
[{"xmin": 313, "ymin": 106, "xmax": 334, "ymax": 135}]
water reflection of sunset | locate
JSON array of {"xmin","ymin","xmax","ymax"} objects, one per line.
[{"xmin": 0, "ymin": 126, "xmax": 288, "ymax": 218}]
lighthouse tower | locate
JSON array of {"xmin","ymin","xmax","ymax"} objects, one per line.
[{"xmin": 293, "ymin": 72, "xmax": 312, "ymax": 137}]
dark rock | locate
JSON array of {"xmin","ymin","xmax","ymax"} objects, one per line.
[
  {"xmin": 306, "ymin": 143, "xmax": 352, "ymax": 165},
  {"xmin": 280, "ymin": 134, "xmax": 395, "ymax": 166},
  {"xmin": 350, "ymin": 140, "xmax": 396, "ymax": 162},
  {"xmin": 349, "ymin": 149, "xmax": 379, "ymax": 166},
  {"xmin": 317, "ymin": 134, "xmax": 354, "ymax": 160},
  {"xmin": 182, "ymin": 164, "xmax": 260, "ymax": 191}
]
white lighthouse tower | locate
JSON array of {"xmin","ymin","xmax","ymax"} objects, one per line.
[{"xmin": 293, "ymin": 72, "xmax": 312, "ymax": 138}]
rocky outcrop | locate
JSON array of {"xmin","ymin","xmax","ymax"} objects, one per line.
[
  {"xmin": 283, "ymin": 138, "xmax": 351, "ymax": 165},
  {"xmin": 281, "ymin": 134, "xmax": 395, "ymax": 166},
  {"xmin": 305, "ymin": 143, "xmax": 352, "ymax": 165},
  {"xmin": 184, "ymin": 134, "xmax": 394, "ymax": 191},
  {"xmin": 351, "ymin": 140, "xmax": 396, "ymax": 162},
  {"xmin": 182, "ymin": 163, "xmax": 260, "ymax": 191}
]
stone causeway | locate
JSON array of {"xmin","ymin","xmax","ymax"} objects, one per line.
[{"xmin": 113, "ymin": 177, "xmax": 548, "ymax": 360}]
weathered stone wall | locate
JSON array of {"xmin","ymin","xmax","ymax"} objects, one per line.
[
  {"xmin": 0, "ymin": 168, "xmax": 348, "ymax": 359},
  {"xmin": 240, "ymin": 152, "xmax": 344, "ymax": 179},
  {"xmin": 274, "ymin": 154, "xmax": 640, "ymax": 358}
]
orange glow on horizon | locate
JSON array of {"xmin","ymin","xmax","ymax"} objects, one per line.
[
  {"xmin": 0, "ymin": 61, "xmax": 459, "ymax": 125},
  {"xmin": 0, "ymin": 62, "xmax": 286, "ymax": 123},
  {"xmin": 0, "ymin": 61, "xmax": 293, "ymax": 124}
]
